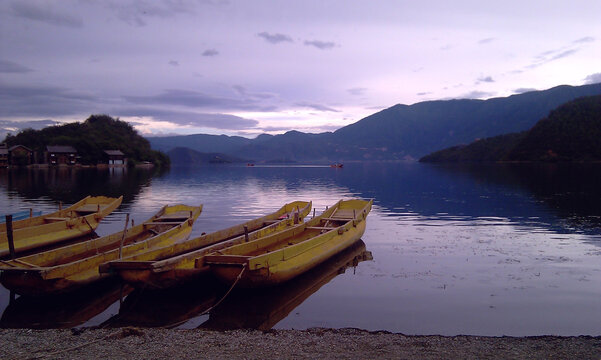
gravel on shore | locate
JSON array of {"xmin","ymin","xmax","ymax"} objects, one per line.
[{"xmin": 1, "ymin": 327, "xmax": 600, "ymax": 360}]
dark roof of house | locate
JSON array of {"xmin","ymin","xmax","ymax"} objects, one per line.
[
  {"xmin": 104, "ymin": 150, "xmax": 125, "ymax": 156},
  {"xmin": 46, "ymin": 145, "xmax": 77, "ymax": 153},
  {"xmin": 9, "ymin": 145, "xmax": 33, "ymax": 152}
]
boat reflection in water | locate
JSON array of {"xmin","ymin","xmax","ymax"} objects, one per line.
[
  {"xmin": 201, "ymin": 239, "xmax": 372, "ymax": 331},
  {"xmin": 0, "ymin": 278, "xmax": 129, "ymax": 329},
  {"xmin": 104, "ymin": 239, "xmax": 371, "ymax": 330},
  {"xmin": 103, "ymin": 273, "xmax": 224, "ymax": 328}
]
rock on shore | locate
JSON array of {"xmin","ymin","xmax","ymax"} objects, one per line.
[{"xmin": 2, "ymin": 328, "xmax": 600, "ymax": 360}]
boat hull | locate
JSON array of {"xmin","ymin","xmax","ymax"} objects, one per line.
[
  {"xmin": 212, "ymin": 219, "xmax": 367, "ymax": 287},
  {"xmin": 206, "ymin": 199, "xmax": 372, "ymax": 287},
  {"xmin": 0, "ymin": 204, "xmax": 201, "ymax": 296}
]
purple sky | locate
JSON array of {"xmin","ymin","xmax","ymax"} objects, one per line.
[{"xmin": 1, "ymin": 0, "xmax": 600, "ymax": 139}]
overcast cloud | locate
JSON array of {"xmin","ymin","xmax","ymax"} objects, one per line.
[{"xmin": 1, "ymin": 0, "xmax": 599, "ymax": 138}]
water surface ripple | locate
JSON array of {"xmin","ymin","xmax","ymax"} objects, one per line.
[{"xmin": 0, "ymin": 163, "xmax": 600, "ymax": 336}]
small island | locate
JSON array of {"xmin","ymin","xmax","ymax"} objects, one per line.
[{"xmin": 1, "ymin": 115, "xmax": 169, "ymax": 168}]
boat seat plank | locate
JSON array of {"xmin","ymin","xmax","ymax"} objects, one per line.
[
  {"xmin": 156, "ymin": 211, "xmax": 192, "ymax": 220},
  {"xmin": 204, "ymin": 255, "xmax": 250, "ymax": 264},
  {"xmin": 154, "ymin": 218, "xmax": 189, "ymax": 222},
  {"xmin": 0, "ymin": 260, "xmax": 18, "ymax": 267},
  {"xmin": 321, "ymin": 217, "xmax": 353, "ymax": 221},
  {"xmin": 104, "ymin": 261, "xmax": 156, "ymax": 270},
  {"xmin": 75, "ymin": 204, "xmax": 105, "ymax": 213},
  {"xmin": 12, "ymin": 259, "xmax": 37, "ymax": 268},
  {"xmin": 331, "ymin": 209, "xmax": 355, "ymax": 216},
  {"xmin": 44, "ymin": 217, "xmax": 70, "ymax": 222},
  {"xmin": 143, "ymin": 221, "xmax": 185, "ymax": 225},
  {"xmin": 306, "ymin": 226, "xmax": 336, "ymax": 230}
]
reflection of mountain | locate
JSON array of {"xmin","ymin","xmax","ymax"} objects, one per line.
[
  {"xmin": 162, "ymin": 162, "xmax": 601, "ymax": 236},
  {"xmin": 450, "ymin": 164, "xmax": 601, "ymax": 234},
  {"xmin": 0, "ymin": 167, "xmax": 160, "ymax": 205},
  {"xmin": 0, "ymin": 279, "xmax": 127, "ymax": 329},
  {"xmin": 200, "ymin": 240, "xmax": 372, "ymax": 331},
  {"xmin": 335, "ymin": 162, "xmax": 601, "ymax": 236}
]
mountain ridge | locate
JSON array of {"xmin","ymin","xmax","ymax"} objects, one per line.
[{"xmin": 148, "ymin": 83, "xmax": 601, "ymax": 162}]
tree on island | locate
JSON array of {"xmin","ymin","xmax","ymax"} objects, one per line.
[{"xmin": 3, "ymin": 114, "xmax": 169, "ymax": 167}]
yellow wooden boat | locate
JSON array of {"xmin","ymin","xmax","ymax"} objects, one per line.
[
  {"xmin": 201, "ymin": 240, "xmax": 372, "ymax": 330},
  {"xmin": 100, "ymin": 201, "xmax": 312, "ymax": 289},
  {"xmin": 0, "ymin": 204, "xmax": 201, "ymax": 296},
  {"xmin": 202, "ymin": 199, "xmax": 372, "ymax": 287},
  {"xmin": 0, "ymin": 196, "xmax": 123, "ymax": 258}
]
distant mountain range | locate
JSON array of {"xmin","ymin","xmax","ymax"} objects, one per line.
[
  {"xmin": 148, "ymin": 83, "xmax": 601, "ymax": 163},
  {"xmin": 420, "ymin": 95, "xmax": 601, "ymax": 162},
  {"xmin": 167, "ymin": 147, "xmax": 246, "ymax": 165}
]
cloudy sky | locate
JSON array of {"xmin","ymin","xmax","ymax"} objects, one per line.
[{"xmin": 1, "ymin": 0, "xmax": 600, "ymax": 139}]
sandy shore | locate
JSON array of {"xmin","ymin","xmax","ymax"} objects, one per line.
[{"xmin": 1, "ymin": 327, "xmax": 600, "ymax": 360}]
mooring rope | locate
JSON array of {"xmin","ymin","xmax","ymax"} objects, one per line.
[{"xmin": 159, "ymin": 264, "xmax": 248, "ymax": 329}]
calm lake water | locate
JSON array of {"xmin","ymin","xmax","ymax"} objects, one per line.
[{"xmin": 0, "ymin": 163, "xmax": 600, "ymax": 336}]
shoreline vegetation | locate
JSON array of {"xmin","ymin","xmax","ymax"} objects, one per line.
[{"xmin": 1, "ymin": 328, "xmax": 599, "ymax": 359}]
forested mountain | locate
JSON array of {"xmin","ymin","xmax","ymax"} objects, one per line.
[
  {"xmin": 148, "ymin": 83, "xmax": 601, "ymax": 162},
  {"xmin": 420, "ymin": 96, "xmax": 601, "ymax": 162},
  {"xmin": 332, "ymin": 83, "xmax": 601, "ymax": 159},
  {"xmin": 3, "ymin": 115, "xmax": 169, "ymax": 166},
  {"xmin": 149, "ymin": 133, "xmax": 253, "ymax": 154},
  {"xmin": 167, "ymin": 147, "xmax": 246, "ymax": 165}
]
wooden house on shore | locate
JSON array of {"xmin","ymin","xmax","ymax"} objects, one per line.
[
  {"xmin": 46, "ymin": 145, "xmax": 77, "ymax": 165},
  {"xmin": 9, "ymin": 145, "xmax": 34, "ymax": 166},
  {"xmin": 104, "ymin": 150, "xmax": 127, "ymax": 166},
  {"xmin": 0, "ymin": 144, "xmax": 8, "ymax": 167}
]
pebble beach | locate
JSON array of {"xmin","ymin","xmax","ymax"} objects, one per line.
[{"xmin": 2, "ymin": 327, "xmax": 600, "ymax": 360}]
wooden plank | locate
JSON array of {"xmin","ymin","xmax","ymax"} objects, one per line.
[
  {"xmin": 12, "ymin": 258, "xmax": 38, "ymax": 268},
  {"xmin": 204, "ymin": 255, "xmax": 250, "ymax": 264},
  {"xmin": 306, "ymin": 227, "xmax": 335, "ymax": 230},
  {"xmin": 104, "ymin": 261, "xmax": 156, "ymax": 270},
  {"xmin": 143, "ymin": 221, "xmax": 184, "ymax": 225},
  {"xmin": 75, "ymin": 204, "xmax": 103, "ymax": 213},
  {"xmin": 43, "ymin": 217, "xmax": 69, "ymax": 222},
  {"xmin": 156, "ymin": 211, "xmax": 192, "ymax": 220},
  {"xmin": 0, "ymin": 259, "xmax": 18, "ymax": 267}
]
